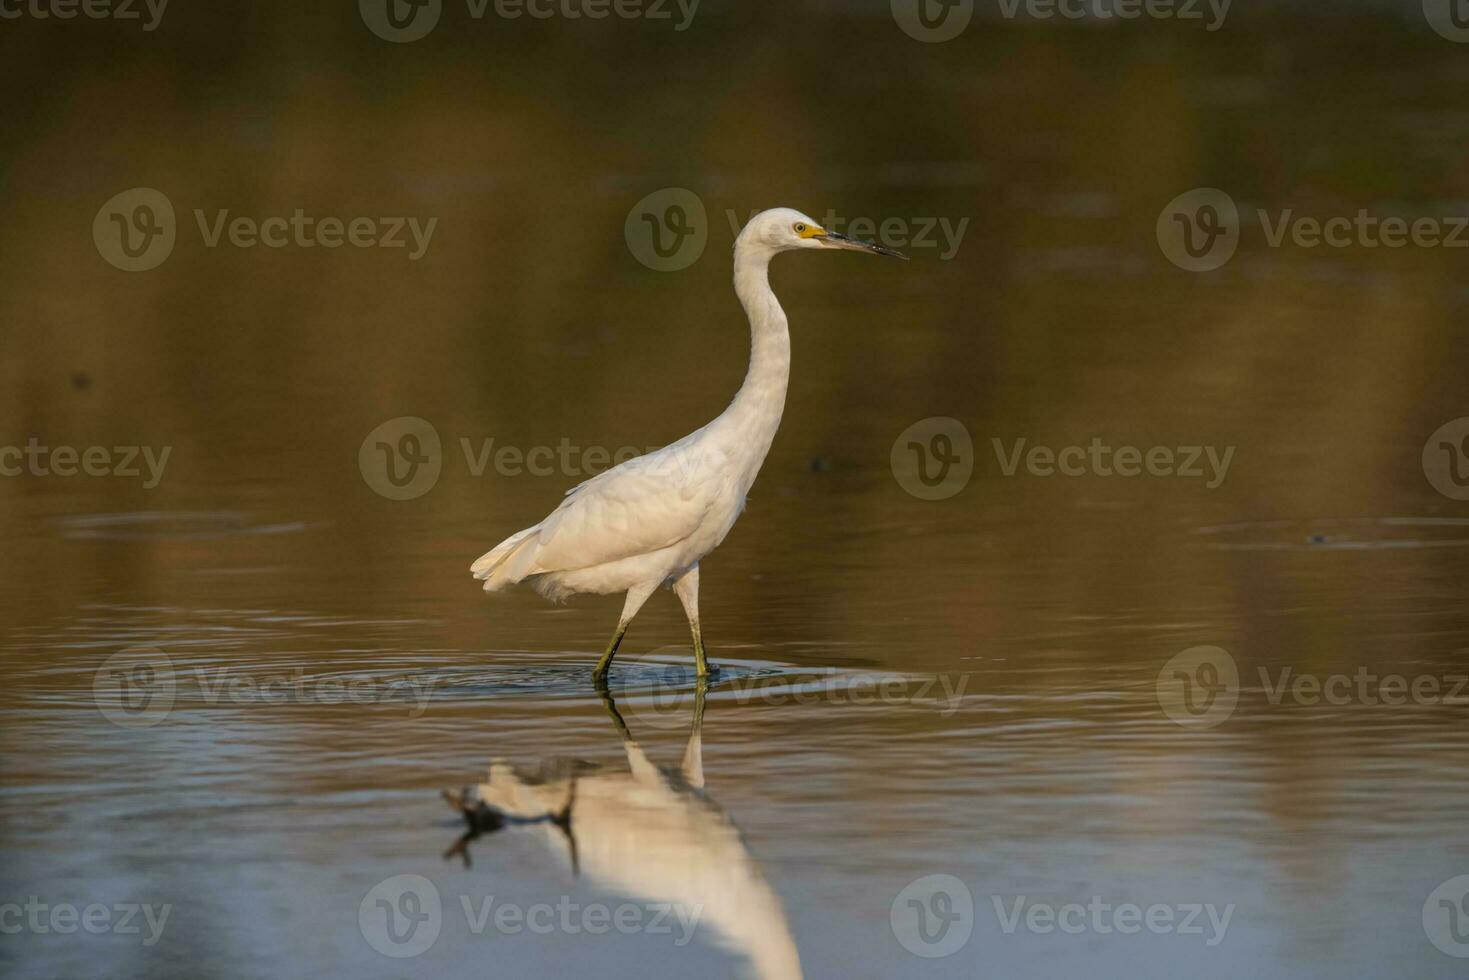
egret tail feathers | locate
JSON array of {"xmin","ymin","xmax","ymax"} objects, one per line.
[{"xmin": 471, "ymin": 525, "xmax": 542, "ymax": 592}]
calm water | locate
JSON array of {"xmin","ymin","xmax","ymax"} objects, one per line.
[{"xmin": 4, "ymin": 4, "xmax": 1469, "ymax": 978}]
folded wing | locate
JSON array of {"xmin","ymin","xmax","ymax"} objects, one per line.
[{"xmin": 531, "ymin": 441, "xmax": 728, "ymax": 573}]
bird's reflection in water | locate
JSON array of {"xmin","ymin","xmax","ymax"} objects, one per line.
[{"xmin": 442, "ymin": 683, "xmax": 803, "ymax": 980}]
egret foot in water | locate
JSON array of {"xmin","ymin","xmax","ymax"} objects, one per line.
[{"xmin": 693, "ymin": 637, "xmax": 719, "ymax": 681}]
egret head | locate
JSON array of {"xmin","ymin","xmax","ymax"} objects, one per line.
[{"xmin": 737, "ymin": 207, "xmax": 907, "ymax": 260}]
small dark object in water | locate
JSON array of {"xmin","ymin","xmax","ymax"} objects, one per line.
[
  {"xmin": 443, "ymin": 788, "xmax": 505, "ymax": 831},
  {"xmin": 441, "ymin": 788, "xmax": 506, "ymax": 867},
  {"xmin": 71, "ymin": 371, "xmax": 92, "ymax": 391},
  {"xmin": 1307, "ymin": 533, "xmax": 1329, "ymax": 545},
  {"xmin": 441, "ymin": 784, "xmax": 576, "ymax": 869},
  {"xmin": 807, "ymin": 456, "xmax": 833, "ymax": 473}
]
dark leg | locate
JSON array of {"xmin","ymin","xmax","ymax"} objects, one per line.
[{"xmin": 591, "ymin": 621, "xmax": 628, "ymax": 684}]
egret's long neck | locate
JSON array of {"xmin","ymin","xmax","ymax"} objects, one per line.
[{"xmin": 715, "ymin": 243, "xmax": 790, "ymax": 472}]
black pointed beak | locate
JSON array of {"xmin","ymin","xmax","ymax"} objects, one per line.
[{"xmin": 816, "ymin": 230, "xmax": 908, "ymax": 259}]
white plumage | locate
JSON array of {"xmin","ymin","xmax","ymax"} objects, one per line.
[{"xmin": 471, "ymin": 206, "xmax": 904, "ymax": 681}]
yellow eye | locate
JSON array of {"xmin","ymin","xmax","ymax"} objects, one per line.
[{"xmin": 794, "ymin": 223, "xmax": 806, "ymax": 233}]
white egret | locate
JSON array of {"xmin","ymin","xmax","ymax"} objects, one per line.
[{"xmin": 471, "ymin": 207, "xmax": 904, "ymax": 681}]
